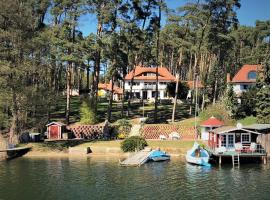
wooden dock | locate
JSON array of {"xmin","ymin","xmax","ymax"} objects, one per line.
[
  {"xmin": 207, "ymin": 149, "xmax": 268, "ymax": 166},
  {"xmin": 120, "ymin": 149, "xmax": 153, "ymax": 166},
  {"xmin": 0, "ymin": 147, "xmax": 31, "ymax": 160}
]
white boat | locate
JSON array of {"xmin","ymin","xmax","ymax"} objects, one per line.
[
  {"xmin": 186, "ymin": 142, "xmax": 211, "ymax": 167},
  {"xmin": 185, "ymin": 75, "xmax": 211, "ymax": 167}
]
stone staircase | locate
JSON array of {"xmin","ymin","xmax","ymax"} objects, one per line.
[{"xmin": 129, "ymin": 124, "xmax": 141, "ymax": 137}]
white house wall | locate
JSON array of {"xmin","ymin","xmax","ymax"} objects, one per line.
[
  {"xmin": 125, "ymin": 80, "xmax": 170, "ymax": 99},
  {"xmin": 232, "ymin": 83, "xmax": 255, "ymax": 95}
]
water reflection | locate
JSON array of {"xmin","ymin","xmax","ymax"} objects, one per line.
[{"xmin": 0, "ymin": 157, "xmax": 270, "ymax": 200}]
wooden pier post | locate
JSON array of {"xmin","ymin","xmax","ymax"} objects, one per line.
[
  {"xmin": 219, "ymin": 156, "xmax": 222, "ymax": 165},
  {"xmin": 262, "ymin": 156, "xmax": 267, "ymax": 164},
  {"xmin": 0, "ymin": 134, "xmax": 8, "ymax": 161}
]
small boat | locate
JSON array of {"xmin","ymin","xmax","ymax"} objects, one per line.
[
  {"xmin": 149, "ymin": 150, "xmax": 170, "ymax": 162},
  {"xmin": 186, "ymin": 142, "xmax": 211, "ymax": 167}
]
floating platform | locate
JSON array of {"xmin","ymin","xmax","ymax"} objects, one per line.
[{"xmin": 120, "ymin": 149, "xmax": 154, "ymax": 166}]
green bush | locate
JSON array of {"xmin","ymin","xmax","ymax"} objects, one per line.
[
  {"xmin": 120, "ymin": 136, "xmax": 148, "ymax": 152},
  {"xmin": 79, "ymin": 101, "xmax": 97, "ymax": 125},
  {"xmin": 117, "ymin": 118, "xmax": 131, "ymax": 138},
  {"xmin": 199, "ymin": 102, "xmax": 234, "ymax": 125}
]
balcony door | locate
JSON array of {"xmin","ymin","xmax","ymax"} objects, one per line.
[
  {"xmin": 220, "ymin": 134, "xmax": 235, "ymax": 150},
  {"xmin": 143, "ymin": 91, "xmax": 148, "ymax": 99}
]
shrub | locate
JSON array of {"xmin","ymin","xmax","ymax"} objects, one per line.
[
  {"xmin": 121, "ymin": 136, "xmax": 148, "ymax": 152},
  {"xmin": 117, "ymin": 119, "xmax": 131, "ymax": 138},
  {"xmin": 199, "ymin": 102, "xmax": 234, "ymax": 125},
  {"xmin": 79, "ymin": 101, "xmax": 97, "ymax": 125}
]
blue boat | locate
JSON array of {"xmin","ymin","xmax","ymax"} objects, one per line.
[
  {"xmin": 186, "ymin": 142, "xmax": 211, "ymax": 167},
  {"xmin": 149, "ymin": 150, "xmax": 170, "ymax": 162}
]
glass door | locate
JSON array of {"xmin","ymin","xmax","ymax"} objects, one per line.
[
  {"xmin": 219, "ymin": 134, "xmax": 235, "ymax": 150},
  {"xmin": 227, "ymin": 134, "xmax": 235, "ymax": 149},
  {"xmin": 220, "ymin": 135, "xmax": 226, "ymax": 147}
]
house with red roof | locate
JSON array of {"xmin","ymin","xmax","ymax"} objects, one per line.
[
  {"xmin": 98, "ymin": 82, "xmax": 123, "ymax": 101},
  {"xmin": 124, "ymin": 66, "xmax": 176, "ymax": 100},
  {"xmin": 200, "ymin": 116, "xmax": 224, "ymax": 140},
  {"xmin": 227, "ymin": 64, "xmax": 261, "ymax": 96}
]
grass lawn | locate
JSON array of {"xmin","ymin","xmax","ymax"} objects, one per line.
[
  {"xmin": 238, "ymin": 116, "xmax": 257, "ymax": 125},
  {"xmin": 50, "ymin": 95, "xmax": 194, "ymax": 124},
  {"xmin": 75, "ymin": 139, "xmax": 196, "ymax": 154},
  {"xmin": 147, "ymin": 140, "xmax": 195, "ymax": 149},
  {"xmin": 21, "ymin": 139, "xmax": 197, "ymax": 156},
  {"xmin": 77, "ymin": 140, "xmax": 122, "ymax": 148}
]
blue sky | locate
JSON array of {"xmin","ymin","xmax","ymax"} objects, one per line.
[{"xmin": 78, "ymin": 0, "xmax": 270, "ymax": 36}]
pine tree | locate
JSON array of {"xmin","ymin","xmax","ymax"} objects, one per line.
[
  {"xmin": 225, "ymin": 83, "xmax": 238, "ymax": 118},
  {"xmin": 256, "ymin": 61, "xmax": 270, "ymax": 123}
]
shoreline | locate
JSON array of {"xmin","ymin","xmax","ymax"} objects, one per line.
[{"xmin": 23, "ymin": 149, "xmax": 186, "ymax": 159}]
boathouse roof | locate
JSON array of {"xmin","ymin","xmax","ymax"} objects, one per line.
[
  {"xmin": 212, "ymin": 126, "xmax": 261, "ymax": 135},
  {"xmin": 243, "ymin": 124, "xmax": 270, "ymax": 130},
  {"xmin": 201, "ymin": 116, "xmax": 224, "ymax": 127}
]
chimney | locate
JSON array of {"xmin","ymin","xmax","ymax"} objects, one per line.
[{"xmin": 226, "ymin": 73, "xmax": 231, "ymax": 83}]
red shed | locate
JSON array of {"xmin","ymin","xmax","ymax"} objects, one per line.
[
  {"xmin": 200, "ymin": 116, "xmax": 224, "ymax": 141},
  {"xmin": 46, "ymin": 122, "xmax": 66, "ymax": 140}
]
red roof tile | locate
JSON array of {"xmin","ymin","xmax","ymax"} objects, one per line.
[
  {"xmin": 201, "ymin": 116, "xmax": 224, "ymax": 127},
  {"xmin": 231, "ymin": 64, "xmax": 261, "ymax": 83},
  {"xmin": 98, "ymin": 83, "xmax": 123, "ymax": 94},
  {"xmin": 125, "ymin": 66, "xmax": 176, "ymax": 81},
  {"xmin": 185, "ymin": 81, "xmax": 204, "ymax": 89}
]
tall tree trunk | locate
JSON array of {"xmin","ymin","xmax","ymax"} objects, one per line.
[
  {"xmin": 66, "ymin": 62, "xmax": 72, "ymax": 124},
  {"xmin": 172, "ymin": 74, "xmax": 179, "ymax": 122},
  {"xmin": 121, "ymin": 75, "xmax": 126, "ymax": 118},
  {"xmin": 107, "ymin": 77, "xmax": 114, "ymax": 122},
  {"xmin": 93, "ymin": 51, "xmax": 100, "ymax": 112},
  {"xmin": 93, "ymin": 15, "xmax": 103, "ymax": 113},
  {"xmin": 9, "ymin": 88, "xmax": 19, "ymax": 145},
  {"xmin": 127, "ymin": 64, "xmax": 137, "ymax": 117},
  {"xmin": 213, "ymin": 77, "xmax": 218, "ymax": 104},
  {"xmin": 86, "ymin": 63, "xmax": 90, "ymax": 90},
  {"xmin": 154, "ymin": 0, "xmax": 162, "ymax": 123}
]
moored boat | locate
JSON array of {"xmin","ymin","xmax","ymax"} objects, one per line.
[
  {"xmin": 149, "ymin": 150, "xmax": 170, "ymax": 162},
  {"xmin": 186, "ymin": 142, "xmax": 211, "ymax": 167}
]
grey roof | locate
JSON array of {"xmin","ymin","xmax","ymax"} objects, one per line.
[
  {"xmin": 243, "ymin": 124, "xmax": 270, "ymax": 130},
  {"xmin": 212, "ymin": 126, "xmax": 261, "ymax": 135}
]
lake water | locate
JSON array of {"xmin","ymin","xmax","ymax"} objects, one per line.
[{"xmin": 0, "ymin": 156, "xmax": 270, "ymax": 200}]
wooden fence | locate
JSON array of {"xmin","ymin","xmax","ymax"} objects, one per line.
[
  {"xmin": 141, "ymin": 124, "xmax": 196, "ymax": 140},
  {"xmin": 67, "ymin": 121, "xmax": 110, "ymax": 139}
]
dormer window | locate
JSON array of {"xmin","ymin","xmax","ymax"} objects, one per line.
[{"xmin": 248, "ymin": 71, "xmax": 257, "ymax": 80}]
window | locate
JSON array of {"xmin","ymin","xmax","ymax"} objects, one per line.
[
  {"xmin": 131, "ymin": 82, "xmax": 140, "ymax": 86},
  {"xmin": 248, "ymin": 71, "xmax": 257, "ymax": 80},
  {"xmin": 241, "ymin": 133, "xmax": 250, "ymax": 143},
  {"xmin": 159, "ymin": 82, "xmax": 166, "ymax": 85},
  {"xmin": 152, "ymin": 91, "xmax": 160, "ymax": 98},
  {"xmin": 243, "ymin": 85, "xmax": 248, "ymax": 90}
]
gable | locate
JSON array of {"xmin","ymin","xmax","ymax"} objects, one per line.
[
  {"xmin": 231, "ymin": 64, "xmax": 261, "ymax": 83},
  {"xmin": 125, "ymin": 66, "xmax": 175, "ymax": 81}
]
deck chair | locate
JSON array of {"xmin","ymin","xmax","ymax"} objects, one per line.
[
  {"xmin": 248, "ymin": 142, "xmax": 257, "ymax": 153},
  {"xmin": 235, "ymin": 143, "xmax": 243, "ymax": 152},
  {"xmin": 216, "ymin": 146, "xmax": 226, "ymax": 154},
  {"xmin": 159, "ymin": 135, "xmax": 167, "ymax": 140}
]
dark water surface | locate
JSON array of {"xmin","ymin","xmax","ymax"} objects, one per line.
[{"xmin": 0, "ymin": 156, "xmax": 270, "ymax": 200}]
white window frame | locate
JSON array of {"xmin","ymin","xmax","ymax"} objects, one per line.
[{"xmin": 241, "ymin": 133, "xmax": 251, "ymax": 143}]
